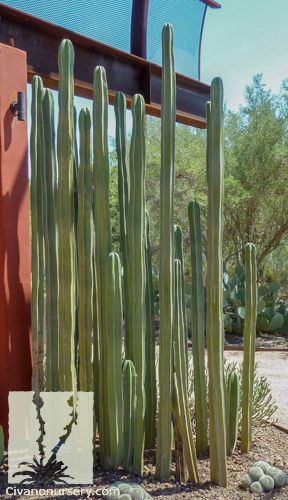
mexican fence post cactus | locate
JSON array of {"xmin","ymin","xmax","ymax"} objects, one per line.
[
  {"xmin": 57, "ymin": 40, "xmax": 77, "ymax": 393},
  {"xmin": 30, "ymin": 76, "xmax": 45, "ymax": 393},
  {"xmin": 241, "ymin": 243, "xmax": 257, "ymax": 453},
  {"xmin": 156, "ymin": 22, "xmax": 176, "ymax": 481},
  {"xmin": 128, "ymin": 94, "xmax": 146, "ymax": 475},
  {"xmin": 226, "ymin": 370, "xmax": 240, "ymax": 456},
  {"xmin": 41, "ymin": 88, "xmax": 59, "ymax": 391},
  {"xmin": 122, "ymin": 360, "xmax": 137, "ymax": 471},
  {"xmin": 188, "ymin": 201, "xmax": 208, "ymax": 454},
  {"xmin": 173, "ymin": 259, "xmax": 199, "ymax": 483},
  {"xmin": 114, "ymin": 92, "xmax": 132, "ymax": 359},
  {"xmin": 106, "ymin": 252, "xmax": 124, "ymax": 467},
  {"xmin": 144, "ymin": 210, "xmax": 156, "ymax": 449},
  {"xmin": 93, "ymin": 66, "xmax": 112, "ymax": 466},
  {"xmin": 206, "ymin": 77, "xmax": 227, "ymax": 486},
  {"xmin": 174, "ymin": 225, "xmax": 188, "ymax": 364},
  {"xmin": 78, "ymin": 107, "xmax": 94, "ymax": 392}
]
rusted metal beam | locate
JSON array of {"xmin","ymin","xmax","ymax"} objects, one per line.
[
  {"xmin": 0, "ymin": 4, "xmax": 210, "ymax": 128},
  {"xmin": 200, "ymin": 0, "xmax": 221, "ymax": 8}
]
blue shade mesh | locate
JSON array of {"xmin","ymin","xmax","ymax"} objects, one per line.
[
  {"xmin": 147, "ymin": 0, "xmax": 205, "ymax": 78},
  {"xmin": 2, "ymin": 0, "xmax": 205, "ymax": 78},
  {"xmin": 2, "ymin": 0, "xmax": 133, "ymax": 52}
]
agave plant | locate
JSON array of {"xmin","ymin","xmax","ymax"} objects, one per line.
[{"xmin": 13, "ymin": 394, "xmax": 77, "ymax": 487}]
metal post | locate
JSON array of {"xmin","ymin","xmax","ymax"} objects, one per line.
[
  {"xmin": 130, "ymin": 0, "xmax": 149, "ymax": 59},
  {"xmin": 0, "ymin": 43, "xmax": 32, "ymax": 442}
]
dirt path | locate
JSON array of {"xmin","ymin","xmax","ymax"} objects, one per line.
[{"xmin": 225, "ymin": 350, "xmax": 288, "ymax": 428}]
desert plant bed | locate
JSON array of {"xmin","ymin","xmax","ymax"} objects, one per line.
[{"xmin": 0, "ymin": 426, "xmax": 287, "ymax": 499}]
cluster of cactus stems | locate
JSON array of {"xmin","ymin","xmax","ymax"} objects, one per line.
[{"xmin": 30, "ymin": 22, "xmax": 258, "ymax": 489}]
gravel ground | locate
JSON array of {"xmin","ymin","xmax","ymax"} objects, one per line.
[
  {"xmin": 0, "ymin": 426, "xmax": 287, "ymax": 499},
  {"xmin": 224, "ymin": 351, "xmax": 288, "ymax": 428}
]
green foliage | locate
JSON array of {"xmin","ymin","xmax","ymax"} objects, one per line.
[{"xmin": 144, "ymin": 74, "xmax": 288, "ymax": 286}]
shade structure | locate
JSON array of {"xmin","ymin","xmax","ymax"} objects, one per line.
[{"xmin": 2, "ymin": 0, "xmax": 220, "ymax": 79}]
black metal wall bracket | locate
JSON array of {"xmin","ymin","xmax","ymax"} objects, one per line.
[{"xmin": 10, "ymin": 91, "xmax": 25, "ymax": 121}]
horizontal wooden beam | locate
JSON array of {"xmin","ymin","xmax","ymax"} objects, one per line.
[{"xmin": 0, "ymin": 4, "xmax": 211, "ymax": 128}]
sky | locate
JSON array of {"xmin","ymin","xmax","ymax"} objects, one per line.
[{"xmin": 201, "ymin": 0, "xmax": 288, "ymax": 110}]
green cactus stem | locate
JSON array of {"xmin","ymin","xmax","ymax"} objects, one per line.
[
  {"xmin": 174, "ymin": 225, "xmax": 188, "ymax": 365},
  {"xmin": 241, "ymin": 243, "xmax": 257, "ymax": 453},
  {"xmin": 144, "ymin": 210, "xmax": 156, "ymax": 449},
  {"xmin": 172, "ymin": 373, "xmax": 187, "ymax": 483},
  {"xmin": 106, "ymin": 252, "xmax": 124, "ymax": 467},
  {"xmin": 173, "ymin": 259, "xmax": 199, "ymax": 483},
  {"xmin": 225, "ymin": 370, "xmax": 240, "ymax": 456},
  {"xmin": 122, "ymin": 360, "xmax": 137, "ymax": 471},
  {"xmin": 57, "ymin": 39, "xmax": 77, "ymax": 393},
  {"xmin": 41, "ymin": 88, "xmax": 59, "ymax": 391},
  {"xmin": 78, "ymin": 107, "xmax": 94, "ymax": 392},
  {"xmin": 206, "ymin": 77, "xmax": 227, "ymax": 486},
  {"xmin": 30, "ymin": 76, "xmax": 45, "ymax": 393},
  {"xmin": 188, "ymin": 201, "xmax": 208, "ymax": 455},
  {"xmin": 114, "ymin": 92, "xmax": 132, "ymax": 360},
  {"xmin": 156, "ymin": 22, "xmax": 176, "ymax": 481},
  {"xmin": 128, "ymin": 94, "xmax": 146, "ymax": 475},
  {"xmin": 93, "ymin": 65, "xmax": 112, "ymax": 466}
]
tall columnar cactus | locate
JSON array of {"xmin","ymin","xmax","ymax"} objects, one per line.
[
  {"xmin": 174, "ymin": 225, "xmax": 187, "ymax": 349},
  {"xmin": 30, "ymin": 76, "xmax": 45, "ymax": 393},
  {"xmin": 226, "ymin": 370, "xmax": 240, "ymax": 456},
  {"xmin": 206, "ymin": 77, "xmax": 227, "ymax": 486},
  {"xmin": 106, "ymin": 252, "xmax": 124, "ymax": 468},
  {"xmin": 188, "ymin": 201, "xmax": 208, "ymax": 454},
  {"xmin": 128, "ymin": 94, "xmax": 146, "ymax": 475},
  {"xmin": 173, "ymin": 259, "xmax": 199, "ymax": 483},
  {"xmin": 156, "ymin": 23, "xmax": 176, "ymax": 480},
  {"xmin": 144, "ymin": 210, "xmax": 156, "ymax": 449},
  {"xmin": 93, "ymin": 65, "xmax": 112, "ymax": 466},
  {"xmin": 57, "ymin": 39, "xmax": 77, "ymax": 393},
  {"xmin": 78, "ymin": 107, "xmax": 94, "ymax": 392},
  {"xmin": 41, "ymin": 89, "xmax": 59, "ymax": 391},
  {"xmin": 122, "ymin": 360, "xmax": 137, "ymax": 471},
  {"xmin": 114, "ymin": 92, "xmax": 131, "ymax": 359},
  {"xmin": 241, "ymin": 243, "xmax": 257, "ymax": 453}
]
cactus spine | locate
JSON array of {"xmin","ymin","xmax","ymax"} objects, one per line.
[
  {"xmin": 78, "ymin": 108, "xmax": 94, "ymax": 392},
  {"xmin": 206, "ymin": 77, "xmax": 227, "ymax": 486},
  {"xmin": 241, "ymin": 243, "xmax": 257, "ymax": 453},
  {"xmin": 122, "ymin": 360, "xmax": 137, "ymax": 471},
  {"xmin": 226, "ymin": 370, "xmax": 240, "ymax": 456},
  {"xmin": 41, "ymin": 89, "xmax": 59, "ymax": 391},
  {"xmin": 173, "ymin": 260, "xmax": 199, "ymax": 483},
  {"xmin": 156, "ymin": 23, "xmax": 176, "ymax": 480},
  {"xmin": 144, "ymin": 210, "xmax": 156, "ymax": 449},
  {"xmin": 188, "ymin": 201, "xmax": 208, "ymax": 454},
  {"xmin": 93, "ymin": 66, "xmax": 112, "ymax": 466},
  {"xmin": 57, "ymin": 40, "xmax": 77, "ymax": 392},
  {"xmin": 106, "ymin": 252, "xmax": 124, "ymax": 467},
  {"xmin": 30, "ymin": 76, "xmax": 45, "ymax": 393},
  {"xmin": 128, "ymin": 94, "xmax": 146, "ymax": 474}
]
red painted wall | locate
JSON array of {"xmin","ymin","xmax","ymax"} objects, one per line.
[{"xmin": 0, "ymin": 43, "xmax": 32, "ymax": 441}]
